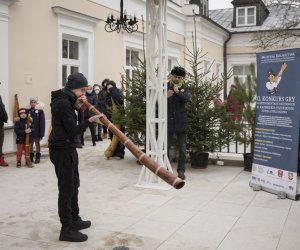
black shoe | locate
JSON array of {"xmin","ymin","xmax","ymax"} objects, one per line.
[
  {"xmin": 71, "ymin": 217, "xmax": 91, "ymax": 231},
  {"xmin": 92, "ymin": 142, "xmax": 96, "ymax": 146},
  {"xmin": 59, "ymin": 228, "xmax": 88, "ymax": 242},
  {"xmin": 16, "ymin": 161, "xmax": 21, "ymax": 168},
  {"xmin": 34, "ymin": 153, "xmax": 41, "ymax": 164},
  {"xmin": 178, "ymin": 171, "xmax": 186, "ymax": 180}
]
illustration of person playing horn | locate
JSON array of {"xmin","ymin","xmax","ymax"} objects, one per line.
[{"xmin": 266, "ymin": 63, "xmax": 287, "ymax": 94}]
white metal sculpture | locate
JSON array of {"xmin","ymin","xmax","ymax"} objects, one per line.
[{"xmin": 136, "ymin": 0, "xmax": 173, "ymax": 189}]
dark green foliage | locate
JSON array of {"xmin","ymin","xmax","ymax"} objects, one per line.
[
  {"xmin": 123, "ymin": 60, "xmax": 147, "ymax": 148},
  {"xmin": 232, "ymin": 63, "xmax": 257, "ymax": 154},
  {"xmin": 185, "ymin": 45, "xmax": 230, "ymax": 153}
]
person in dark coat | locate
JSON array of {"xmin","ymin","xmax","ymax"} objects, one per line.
[
  {"xmin": 103, "ymin": 80, "xmax": 125, "ymax": 158},
  {"xmin": 14, "ymin": 108, "xmax": 33, "ymax": 167},
  {"xmin": 98, "ymin": 78, "xmax": 110, "ymax": 139},
  {"xmin": 48, "ymin": 72, "xmax": 103, "ymax": 242},
  {"xmin": 82, "ymin": 86, "xmax": 98, "ymax": 146},
  {"xmin": 92, "ymin": 84, "xmax": 103, "ymax": 141},
  {"xmin": 28, "ymin": 97, "xmax": 45, "ymax": 163},
  {"xmin": 0, "ymin": 95, "xmax": 9, "ymax": 167},
  {"xmin": 167, "ymin": 66, "xmax": 190, "ymax": 180}
]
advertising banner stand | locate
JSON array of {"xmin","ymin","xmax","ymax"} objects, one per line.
[{"xmin": 250, "ymin": 48, "xmax": 300, "ymax": 200}]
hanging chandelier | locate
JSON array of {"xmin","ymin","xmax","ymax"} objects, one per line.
[{"xmin": 105, "ymin": 0, "xmax": 138, "ymax": 33}]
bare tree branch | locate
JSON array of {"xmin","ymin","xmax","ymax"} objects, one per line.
[{"xmin": 251, "ymin": 0, "xmax": 300, "ymax": 49}]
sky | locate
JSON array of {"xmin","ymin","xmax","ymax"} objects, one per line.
[{"xmin": 209, "ymin": 0, "xmax": 233, "ymax": 10}]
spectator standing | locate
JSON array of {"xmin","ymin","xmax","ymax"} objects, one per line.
[
  {"xmin": 103, "ymin": 80, "xmax": 125, "ymax": 158},
  {"xmin": 28, "ymin": 97, "xmax": 45, "ymax": 163},
  {"xmin": 167, "ymin": 66, "xmax": 190, "ymax": 180},
  {"xmin": 98, "ymin": 78, "xmax": 110, "ymax": 139},
  {"xmin": 225, "ymin": 83, "xmax": 243, "ymax": 122},
  {"xmin": 14, "ymin": 108, "xmax": 33, "ymax": 167},
  {"xmin": 83, "ymin": 86, "xmax": 98, "ymax": 146},
  {"xmin": 92, "ymin": 84, "xmax": 103, "ymax": 141},
  {"xmin": 0, "ymin": 95, "xmax": 8, "ymax": 167}
]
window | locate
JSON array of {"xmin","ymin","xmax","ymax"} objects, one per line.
[
  {"xmin": 232, "ymin": 65, "xmax": 251, "ymax": 84},
  {"xmin": 236, "ymin": 7, "xmax": 256, "ymax": 26},
  {"xmin": 167, "ymin": 57, "xmax": 178, "ymax": 74},
  {"xmin": 203, "ymin": 60, "xmax": 211, "ymax": 73},
  {"xmin": 62, "ymin": 38, "xmax": 80, "ymax": 86},
  {"xmin": 53, "ymin": 6, "xmax": 100, "ymax": 87},
  {"xmin": 216, "ymin": 63, "xmax": 222, "ymax": 79},
  {"xmin": 125, "ymin": 48, "xmax": 142, "ymax": 79}
]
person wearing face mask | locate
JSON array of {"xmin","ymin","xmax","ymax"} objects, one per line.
[
  {"xmin": 92, "ymin": 84, "xmax": 103, "ymax": 141},
  {"xmin": 82, "ymin": 86, "xmax": 98, "ymax": 146}
]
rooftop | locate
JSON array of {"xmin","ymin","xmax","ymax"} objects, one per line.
[{"xmin": 209, "ymin": 5, "xmax": 300, "ymax": 33}]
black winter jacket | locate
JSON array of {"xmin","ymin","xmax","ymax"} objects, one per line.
[
  {"xmin": 48, "ymin": 88, "xmax": 91, "ymax": 148},
  {"xmin": 29, "ymin": 108, "xmax": 45, "ymax": 138},
  {"xmin": 0, "ymin": 96, "xmax": 8, "ymax": 126},
  {"xmin": 104, "ymin": 86, "xmax": 124, "ymax": 121},
  {"xmin": 167, "ymin": 81, "xmax": 189, "ymax": 133},
  {"xmin": 14, "ymin": 117, "xmax": 33, "ymax": 144}
]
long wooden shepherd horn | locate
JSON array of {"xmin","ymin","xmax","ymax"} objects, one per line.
[{"xmin": 82, "ymin": 100, "xmax": 185, "ymax": 190}]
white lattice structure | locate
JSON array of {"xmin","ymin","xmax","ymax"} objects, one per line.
[{"xmin": 136, "ymin": 0, "xmax": 172, "ymax": 190}]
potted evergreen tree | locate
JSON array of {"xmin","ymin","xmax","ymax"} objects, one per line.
[
  {"xmin": 231, "ymin": 63, "xmax": 257, "ymax": 171},
  {"xmin": 185, "ymin": 39, "xmax": 230, "ymax": 168}
]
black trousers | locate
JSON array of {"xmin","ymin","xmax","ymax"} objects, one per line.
[
  {"xmin": 49, "ymin": 147, "xmax": 80, "ymax": 228},
  {"xmin": 168, "ymin": 132, "xmax": 187, "ymax": 172}
]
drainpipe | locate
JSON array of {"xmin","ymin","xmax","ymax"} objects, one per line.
[{"xmin": 223, "ymin": 32, "xmax": 231, "ymax": 99}]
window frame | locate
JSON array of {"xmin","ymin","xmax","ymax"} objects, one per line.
[
  {"xmin": 236, "ymin": 6, "xmax": 256, "ymax": 27},
  {"xmin": 124, "ymin": 47, "xmax": 143, "ymax": 80},
  {"xmin": 232, "ymin": 64, "xmax": 252, "ymax": 85},
  {"xmin": 61, "ymin": 37, "xmax": 81, "ymax": 86}
]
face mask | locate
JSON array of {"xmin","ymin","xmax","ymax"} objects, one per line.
[
  {"xmin": 86, "ymin": 89, "xmax": 93, "ymax": 94},
  {"xmin": 94, "ymin": 89, "xmax": 100, "ymax": 94}
]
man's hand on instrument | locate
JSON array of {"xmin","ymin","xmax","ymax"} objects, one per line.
[
  {"xmin": 25, "ymin": 128, "xmax": 31, "ymax": 133},
  {"xmin": 75, "ymin": 95, "xmax": 87, "ymax": 109},
  {"xmin": 89, "ymin": 114, "xmax": 105, "ymax": 124}
]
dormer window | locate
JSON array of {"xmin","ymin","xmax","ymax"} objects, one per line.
[{"xmin": 236, "ymin": 6, "xmax": 256, "ymax": 26}]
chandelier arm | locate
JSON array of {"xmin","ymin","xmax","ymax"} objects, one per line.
[{"xmin": 104, "ymin": 0, "xmax": 138, "ymax": 33}]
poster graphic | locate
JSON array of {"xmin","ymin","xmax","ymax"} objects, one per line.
[{"xmin": 251, "ymin": 48, "xmax": 300, "ymax": 197}]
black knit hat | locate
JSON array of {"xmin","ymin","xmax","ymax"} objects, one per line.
[
  {"xmin": 101, "ymin": 78, "xmax": 110, "ymax": 87},
  {"xmin": 65, "ymin": 73, "xmax": 89, "ymax": 89},
  {"xmin": 171, "ymin": 66, "xmax": 186, "ymax": 77}
]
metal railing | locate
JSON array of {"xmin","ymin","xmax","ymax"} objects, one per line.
[{"xmin": 216, "ymin": 122, "xmax": 251, "ymax": 155}]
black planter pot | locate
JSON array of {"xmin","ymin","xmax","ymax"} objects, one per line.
[
  {"xmin": 190, "ymin": 152, "xmax": 209, "ymax": 169},
  {"xmin": 243, "ymin": 153, "xmax": 253, "ymax": 172}
]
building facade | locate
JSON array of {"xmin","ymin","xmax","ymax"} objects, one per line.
[{"xmin": 1, "ymin": 0, "xmax": 299, "ymax": 153}]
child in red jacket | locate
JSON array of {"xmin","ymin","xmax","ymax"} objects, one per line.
[{"xmin": 14, "ymin": 108, "xmax": 33, "ymax": 167}]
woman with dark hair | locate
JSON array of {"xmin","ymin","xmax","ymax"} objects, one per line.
[{"xmin": 103, "ymin": 80, "xmax": 125, "ymax": 159}]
